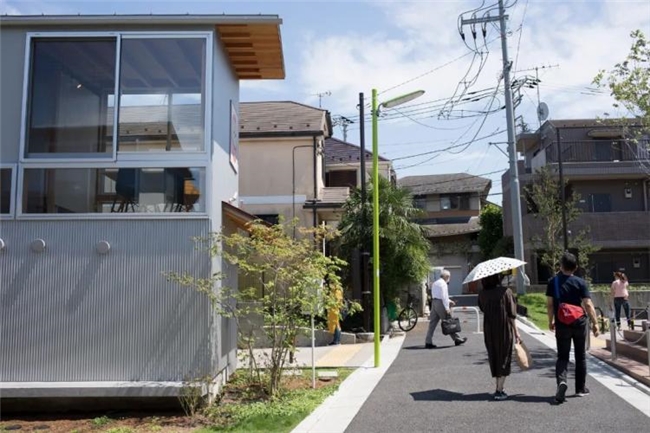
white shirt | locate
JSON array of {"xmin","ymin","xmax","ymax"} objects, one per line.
[{"xmin": 431, "ymin": 277, "xmax": 451, "ymax": 310}]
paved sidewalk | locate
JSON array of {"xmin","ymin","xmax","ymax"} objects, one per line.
[
  {"xmin": 291, "ymin": 335, "xmax": 405, "ymax": 433},
  {"xmin": 242, "ymin": 341, "xmax": 377, "ymax": 369}
]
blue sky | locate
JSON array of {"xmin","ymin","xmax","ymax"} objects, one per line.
[{"xmin": 4, "ymin": 0, "xmax": 650, "ymax": 204}]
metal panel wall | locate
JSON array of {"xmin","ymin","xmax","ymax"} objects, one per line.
[{"xmin": 0, "ymin": 219, "xmax": 213, "ymax": 382}]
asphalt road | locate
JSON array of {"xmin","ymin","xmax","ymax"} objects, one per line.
[{"xmin": 345, "ymin": 316, "xmax": 649, "ymax": 433}]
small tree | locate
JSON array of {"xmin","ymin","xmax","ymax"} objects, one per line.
[
  {"xmin": 525, "ymin": 166, "xmax": 600, "ymax": 279},
  {"xmin": 478, "ymin": 203, "xmax": 504, "ymax": 260},
  {"xmin": 337, "ymin": 177, "xmax": 430, "ymax": 303},
  {"xmin": 594, "ymin": 29, "xmax": 650, "ymax": 138},
  {"xmin": 168, "ymin": 220, "xmax": 345, "ymax": 398}
]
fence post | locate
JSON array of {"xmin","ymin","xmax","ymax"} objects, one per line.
[
  {"xmin": 610, "ymin": 317, "xmax": 617, "ymax": 361},
  {"xmin": 647, "ymin": 329, "xmax": 650, "ymax": 378}
]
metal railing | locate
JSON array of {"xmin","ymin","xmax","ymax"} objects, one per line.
[
  {"xmin": 451, "ymin": 306, "xmax": 482, "ymax": 334},
  {"xmin": 607, "ymin": 303, "xmax": 650, "ymax": 377},
  {"xmin": 543, "ymin": 139, "xmax": 650, "ymax": 164}
]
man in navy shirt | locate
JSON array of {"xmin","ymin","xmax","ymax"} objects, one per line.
[{"xmin": 546, "ymin": 252, "xmax": 599, "ymax": 403}]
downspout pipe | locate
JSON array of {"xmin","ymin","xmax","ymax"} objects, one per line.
[{"xmin": 313, "ymin": 135, "xmax": 318, "ymax": 228}]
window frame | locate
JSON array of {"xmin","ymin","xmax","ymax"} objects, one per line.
[
  {"xmin": 17, "ymin": 160, "xmax": 211, "ymax": 220},
  {"xmin": 0, "ymin": 164, "xmax": 17, "ymax": 219},
  {"xmin": 19, "ymin": 31, "xmax": 213, "ymax": 164},
  {"xmin": 17, "ymin": 31, "xmax": 214, "ymax": 220}
]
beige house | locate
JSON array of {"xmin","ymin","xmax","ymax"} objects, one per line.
[
  {"xmin": 399, "ymin": 173, "xmax": 492, "ymax": 295},
  {"xmin": 238, "ymin": 102, "xmax": 392, "ymax": 231}
]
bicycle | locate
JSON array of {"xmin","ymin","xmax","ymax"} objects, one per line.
[{"xmin": 397, "ymin": 291, "xmax": 419, "ymax": 332}]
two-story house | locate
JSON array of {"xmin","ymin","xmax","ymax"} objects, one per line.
[
  {"xmin": 399, "ymin": 173, "xmax": 492, "ymax": 295},
  {"xmin": 502, "ymin": 119, "xmax": 650, "ymax": 284},
  {"xmin": 238, "ymin": 103, "xmax": 393, "ymax": 232},
  {"xmin": 0, "ymin": 14, "xmax": 284, "ymax": 402}
]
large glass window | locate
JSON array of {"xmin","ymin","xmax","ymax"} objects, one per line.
[
  {"xmin": 25, "ymin": 38, "xmax": 117, "ymax": 158},
  {"xmin": 1, "ymin": 168, "xmax": 12, "ymax": 214},
  {"xmin": 23, "ymin": 167, "xmax": 205, "ymax": 214},
  {"xmin": 117, "ymin": 38, "xmax": 206, "ymax": 153}
]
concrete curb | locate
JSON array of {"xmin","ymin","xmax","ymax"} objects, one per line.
[{"xmin": 291, "ymin": 334, "xmax": 405, "ymax": 433}]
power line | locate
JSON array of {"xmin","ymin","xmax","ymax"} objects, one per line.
[
  {"xmin": 513, "ymin": 0, "xmax": 529, "ymax": 72},
  {"xmin": 392, "ymin": 129, "xmax": 506, "ymax": 163},
  {"xmin": 377, "ymin": 51, "xmax": 476, "ymax": 97}
]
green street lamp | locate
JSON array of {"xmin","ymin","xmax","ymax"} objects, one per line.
[{"xmin": 371, "ymin": 88, "xmax": 424, "ymax": 367}]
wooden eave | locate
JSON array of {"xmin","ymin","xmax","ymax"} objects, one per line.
[{"xmin": 216, "ymin": 23, "xmax": 285, "ymax": 80}]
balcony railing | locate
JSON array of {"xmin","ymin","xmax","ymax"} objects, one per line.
[
  {"xmin": 318, "ymin": 187, "xmax": 350, "ymax": 204},
  {"xmin": 522, "ymin": 211, "xmax": 650, "ymax": 248},
  {"xmin": 543, "ymin": 140, "xmax": 649, "ymax": 163}
]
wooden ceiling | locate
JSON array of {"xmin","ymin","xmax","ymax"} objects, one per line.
[{"xmin": 216, "ymin": 23, "xmax": 285, "ymax": 80}]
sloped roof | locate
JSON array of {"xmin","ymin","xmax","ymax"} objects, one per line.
[
  {"xmin": 423, "ymin": 217, "xmax": 481, "ymax": 238},
  {"xmin": 398, "ymin": 173, "xmax": 491, "ymax": 195},
  {"xmin": 239, "ymin": 101, "xmax": 329, "ymax": 136},
  {"xmin": 324, "ymin": 137, "xmax": 389, "ymax": 164}
]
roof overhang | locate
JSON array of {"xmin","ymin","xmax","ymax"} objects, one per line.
[
  {"xmin": 216, "ymin": 23, "xmax": 285, "ymax": 80},
  {"xmin": 516, "ymin": 132, "xmax": 540, "ymax": 153},
  {"xmin": 0, "ymin": 14, "xmax": 285, "ymax": 80},
  {"xmin": 222, "ymin": 201, "xmax": 270, "ymax": 231}
]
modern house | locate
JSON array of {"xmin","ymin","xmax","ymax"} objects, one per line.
[
  {"xmin": 502, "ymin": 119, "xmax": 650, "ymax": 284},
  {"xmin": 0, "ymin": 14, "xmax": 285, "ymax": 401},
  {"xmin": 238, "ymin": 103, "xmax": 393, "ymax": 231},
  {"xmin": 399, "ymin": 173, "xmax": 492, "ymax": 295}
]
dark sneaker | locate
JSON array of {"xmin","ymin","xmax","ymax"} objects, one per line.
[
  {"xmin": 425, "ymin": 343, "xmax": 437, "ymax": 349},
  {"xmin": 576, "ymin": 388, "xmax": 590, "ymax": 397},
  {"xmin": 494, "ymin": 391, "xmax": 508, "ymax": 401},
  {"xmin": 455, "ymin": 337, "xmax": 467, "ymax": 346},
  {"xmin": 555, "ymin": 382, "xmax": 568, "ymax": 403}
]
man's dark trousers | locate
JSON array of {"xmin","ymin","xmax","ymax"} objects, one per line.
[{"xmin": 555, "ymin": 317, "xmax": 588, "ymax": 393}]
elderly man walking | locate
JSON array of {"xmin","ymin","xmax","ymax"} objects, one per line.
[{"xmin": 425, "ymin": 269, "xmax": 467, "ymax": 348}]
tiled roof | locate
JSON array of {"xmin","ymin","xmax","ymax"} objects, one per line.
[
  {"xmin": 324, "ymin": 137, "xmax": 388, "ymax": 163},
  {"xmin": 398, "ymin": 173, "xmax": 492, "ymax": 195},
  {"xmin": 239, "ymin": 101, "xmax": 329, "ymax": 135},
  {"xmin": 423, "ymin": 217, "xmax": 481, "ymax": 238}
]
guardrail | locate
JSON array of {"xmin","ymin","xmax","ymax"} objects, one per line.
[{"xmin": 451, "ymin": 306, "xmax": 482, "ymax": 334}]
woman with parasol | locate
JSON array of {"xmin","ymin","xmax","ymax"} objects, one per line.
[{"xmin": 465, "ymin": 257, "xmax": 525, "ymax": 400}]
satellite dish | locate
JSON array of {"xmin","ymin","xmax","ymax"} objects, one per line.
[{"xmin": 537, "ymin": 102, "xmax": 549, "ymax": 122}]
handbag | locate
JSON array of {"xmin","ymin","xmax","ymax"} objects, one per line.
[
  {"xmin": 554, "ymin": 277, "xmax": 585, "ymax": 325},
  {"xmin": 441, "ymin": 316, "xmax": 461, "ymax": 335},
  {"xmin": 514, "ymin": 340, "xmax": 532, "ymax": 370}
]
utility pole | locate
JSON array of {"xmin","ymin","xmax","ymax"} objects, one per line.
[
  {"xmin": 556, "ymin": 127, "xmax": 569, "ymax": 251},
  {"xmin": 332, "ymin": 115, "xmax": 354, "ymax": 141},
  {"xmin": 359, "ymin": 93, "xmax": 371, "ymax": 333},
  {"xmin": 461, "ymin": 0, "xmax": 526, "ymax": 294}
]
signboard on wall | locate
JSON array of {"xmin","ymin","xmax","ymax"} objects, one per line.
[{"xmin": 229, "ymin": 100, "xmax": 239, "ymax": 173}]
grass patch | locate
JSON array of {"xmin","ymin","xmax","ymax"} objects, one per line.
[
  {"xmin": 517, "ymin": 293, "xmax": 548, "ymax": 330},
  {"xmin": 198, "ymin": 368, "xmax": 352, "ymax": 433},
  {"xmin": 92, "ymin": 416, "xmax": 112, "ymax": 427}
]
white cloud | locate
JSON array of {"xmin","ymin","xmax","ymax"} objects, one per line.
[{"xmin": 298, "ymin": 0, "xmax": 650, "ymax": 124}]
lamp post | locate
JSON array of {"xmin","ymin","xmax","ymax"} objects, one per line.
[{"xmin": 371, "ymin": 88, "xmax": 424, "ymax": 367}]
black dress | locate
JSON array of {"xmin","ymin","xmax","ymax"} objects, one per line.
[{"xmin": 478, "ymin": 286, "xmax": 517, "ymax": 377}]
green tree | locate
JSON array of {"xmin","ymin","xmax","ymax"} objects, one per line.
[
  {"xmin": 337, "ymin": 177, "xmax": 430, "ymax": 303},
  {"xmin": 167, "ymin": 220, "xmax": 346, "ymax": 398},
  {"xmin": 478, "ymin": 203, "xmax": 504, "ymax": 260},
  {"xmin": 525, "ymin": 166, "xmax": 600, "ymax": 279},
  {"xmin": 594, "ymin": 29, "xmax": 650, "ymax": 138}
]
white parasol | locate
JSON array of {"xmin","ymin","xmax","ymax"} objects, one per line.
[{"xmin": 462, "ymin": 257, "xmax": 527, "ymax": 284}]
